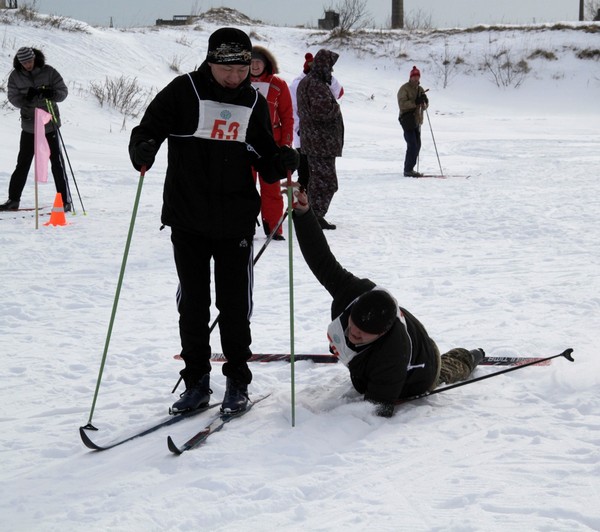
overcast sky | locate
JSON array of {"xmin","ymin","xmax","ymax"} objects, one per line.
[{"xmin": 32, "ymin": 0, "xmax": 579, "ymax": 29}]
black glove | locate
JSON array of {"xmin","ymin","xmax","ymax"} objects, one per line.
[
  {"xmin": 375, "ymin": 402, "xmax": 395, "ymax": 418},
  {"xmin": 276, "ymin": 146, "xmax": 300, "ymax": 172},
  {"xmin": 39, "ymin": 87, "xmax": 56, "ymax": 99},
  {"xmin": 26, "ymin": 87, "xmax": 39, "ymax": 101},
  {"xmin": 130, "ymin": 139, "xmax": 157, "ymax": 169},
  {"xmin": 415, "ymin": 93, "xmax": 428, "ymax": 106}
]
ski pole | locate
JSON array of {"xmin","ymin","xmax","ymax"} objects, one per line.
[
  {"xmin": 285, "ymin": 171, "xmax": 296, "ymax": 427},
  {"xmin": 398, "ymin": 348, "xmax": 574, "ymax": 405},
  {"xmin": 170, "ymin": 208, "xmax": 290, "ymax": 394},
  {"xmin": 45, "ymin": 99, "xmax": 86, "ymax": 214},
  {"xmin": 82, "ymin": 167, "xmax": 146, "ymax": 431},
  {"xmin": 425, "ymin": 107, "xmax": 444, "ymax": 177}
]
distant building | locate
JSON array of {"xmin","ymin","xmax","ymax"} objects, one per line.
[
  {"xmin": 156, "ymin": 15, "xmax": 192, "ymax": 26},
  {"xmin": 0, "ymin": 0, "xmax": 19, "ymax": 8},
  {"xmin": 318, "ymin": 10, "xmax": 339, "ymax": 30}
]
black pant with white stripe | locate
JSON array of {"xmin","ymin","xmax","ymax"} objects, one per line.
[{"xmin": 171, "ymin": 228, "xmax": 254, "ymax": 388}]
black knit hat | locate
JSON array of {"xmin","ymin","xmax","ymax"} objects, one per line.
[
  {"xmin": 207, "ymin": 28, "xmax": 252, "ymax": 65},
  {"xmin": 350, "ymin": 290, "xmax": 398, "ymax": 335}
]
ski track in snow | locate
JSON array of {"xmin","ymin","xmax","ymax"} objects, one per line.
[{"xmin": 1, "ymin": 13, "xmax": 600, "ymax": 532}]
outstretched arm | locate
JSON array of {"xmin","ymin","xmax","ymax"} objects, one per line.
[{"xmin": 291, "ymin": 187, "xmax": 374, "ymax": 310}]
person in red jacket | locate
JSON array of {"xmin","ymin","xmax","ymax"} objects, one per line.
[{"xmin": 250, "ymin": 46, "xmax": 294, "ymax": 240}]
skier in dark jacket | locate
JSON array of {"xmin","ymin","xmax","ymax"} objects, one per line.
[
  {"xmin": 291, "ymin": 187, "xmax": 484, "ymax": 417},
  {"xmin": 129, "ymin": 28, "xmax": 299, "ymax": 415},
  {"xmin": 1, "ymin": 47, "xmax": 70, "ymax": 211},
  {"xmin": 397, "ymin": 65, "xmax": 429, "ymax": 177}
]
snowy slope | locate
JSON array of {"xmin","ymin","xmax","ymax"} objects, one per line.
[{"xmin": 1, "ymin": 10, "xmax": 599, "ymax": 532}]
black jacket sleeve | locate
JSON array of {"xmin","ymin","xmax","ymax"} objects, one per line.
[{"xmin": 292, "ymin": 207, "xmax": 375, "ymax": 318}]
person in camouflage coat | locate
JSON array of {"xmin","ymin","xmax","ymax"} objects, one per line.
[{"xmin": 296, "ymin": 49, "xmax": 344, "ymax": 230}]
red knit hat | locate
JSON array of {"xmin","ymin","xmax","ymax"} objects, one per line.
[
  {"xmin": 410, "ymin": 65, "xmax": 421, "ymax": 78},
  {"xmin": 303, "ymin": 53, "xmax": 314, "ymax": 74}
]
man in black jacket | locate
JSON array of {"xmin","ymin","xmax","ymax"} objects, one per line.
[
  {"xmin": 129, "ymin": 28, "xmax": 299, "ymax": 415},
  {"xmin": 291, "ymin": 187, "xmax": 484, "ymax": 416}
]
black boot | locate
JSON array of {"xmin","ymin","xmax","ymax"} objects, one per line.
[
  {"xmin": 221, "ymin": 378, "xmax": 249, "ymax": 414},
  {"xmin": 318, "ymin": 217, "xmax": 336, "ymax": 230},
  {"xmin": 0, "ymin": 199, "xmax": 20, "ymax": 211},
  {"xmin": 469, "ymin": 348, "xmax": 486, "ymax": 368},
  {"xmin": 264, "ymin": 219, "xmax": 285, "ymax": 240},
  {"xmin": 171, "ymin": 374, "xmax": 211, "ymax": 414}
]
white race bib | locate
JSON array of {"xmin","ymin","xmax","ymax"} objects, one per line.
[
  {"xmin": 193, "ymin": 100, "xmax": 253, "ymax": 143},
  {"xmin": 327, "ymin": 317, "xmax": 358, "ymax": 367}
]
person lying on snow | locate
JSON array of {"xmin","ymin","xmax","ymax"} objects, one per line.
[{"xmin": 290, "ymin": 186, "xmax": 484, "ymax": 416}]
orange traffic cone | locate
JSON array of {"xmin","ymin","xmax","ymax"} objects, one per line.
[{"xmin": 44, "ymin": 193, "xmax": 68, "ymax": 227}]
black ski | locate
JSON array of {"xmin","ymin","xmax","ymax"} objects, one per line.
[
  {"xmin": 79, "ymin": 403, "xmax": 220, "ymax": 451},
  {"xmin": 480, "ymin": 355, "xmax": 551, "ymax": 366},
  {"xmin": 167, "ymin": 394, "xmax": 270, "ymax": 455},
  {"xmin": 414, "ymin": 174, "xmax": 470, "ymax": 179},
  {"xmin": 188, "ymin": 353, "xmax": 551, "ymax": 366},
  {"xmin": 0, "ymin": 207, "xmax": 49, "ymax": 220}
]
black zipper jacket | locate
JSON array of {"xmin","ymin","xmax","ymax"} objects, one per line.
[{"xmin": 130, "ymin": 62, "xmax": 285, "ymax": 238}]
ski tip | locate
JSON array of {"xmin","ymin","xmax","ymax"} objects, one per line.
[
  {"xmin": 167, "ymin": 435, "xmax": 183, "ymax": 455},
  {"xmin": 79, "ymin": 426, "xmax": 104, "ymax": 451}
]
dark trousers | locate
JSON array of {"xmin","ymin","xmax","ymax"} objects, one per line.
[
  {"xmin": 9, "ymin": 130, "xmax": 70, "ymax": 204},
  {"xmin": 171, "ymin": 228, "xmax": 255, "ymax": 387},
  {"xmin": 403, "ymin": 128, "xmax": 422, "ymax": 173},
  {"xmin": 306, "ymin": 156, "xmax": 338, "ymax": 218}
]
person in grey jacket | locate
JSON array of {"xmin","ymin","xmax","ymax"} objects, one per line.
[
  {"xmin": 1, "ymin": 47, "xmax": 70, "ymax": 211},
  {"xmin": 291, "ymin": 186, "xmax": 484, "ymax": 417}
]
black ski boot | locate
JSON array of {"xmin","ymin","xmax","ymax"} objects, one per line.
[
  {"xmin": 404, "ymin": 170, "xmax": 423, "ymax": 177},
  {"xmin": 263, "ymin": 220, "xmax": 285, "ymax": 240},
  {"xmin": 221, "ymin": 378, "xmax": 249, "ymax": 414},
  {"xmin": 469, "ymin": 348, "xmax": 486, "ymax": 368},
  {"xmin": 171, "ymin": 374, "xmax": 211, "ymax": 414},
  {"xmin": 0, "ymin": 199, "xmax": 19, "ymax": 211}
]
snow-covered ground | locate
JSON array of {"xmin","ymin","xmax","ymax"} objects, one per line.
[{"xmin": 1, "ymin": 10, "xmax": 599, "ymax": 531}]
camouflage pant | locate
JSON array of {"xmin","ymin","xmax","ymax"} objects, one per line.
[
  {"xmin": 433, "ymin": 347, "xmax": 478, "ymax": 389},
  {"xmin": 307, "ymin": 156, "xmax": 338, "ymax": 218}
]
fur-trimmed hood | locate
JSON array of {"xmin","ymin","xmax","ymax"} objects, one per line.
[
  {"xmin": 13, "ymin": 48, "xmax": 45, "ymax": 71},
  {"xmin": 251, "ymin": 45, "xmax": 279, "ymax": 75}
]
